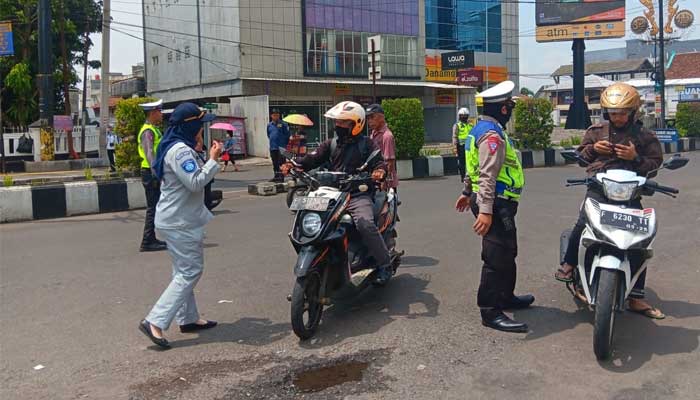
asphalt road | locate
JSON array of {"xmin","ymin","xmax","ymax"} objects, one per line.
[{"xmin": 2, "ymin": 152, "xmax": 699, "ymax": 400}]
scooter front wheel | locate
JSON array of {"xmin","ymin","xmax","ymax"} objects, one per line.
[
  {"xmin": 291, "ymin": 274, "xmax": 323, "ymax": 340},
  {"xmin": 593, "ymin": 268, "xmax": 620, "ymax": 360}
]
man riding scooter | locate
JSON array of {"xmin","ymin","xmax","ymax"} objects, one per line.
[
  {"xmin": 554, "ymin": 82, "xmax": 665, "ymax": 319},
  {"xmin": 281, "ymin": 101, "xmax": 393, "ymax": 285}
]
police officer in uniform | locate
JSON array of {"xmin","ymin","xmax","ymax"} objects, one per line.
[
  {"xmin": 138, "ymin": 102, "xmax": 221, "ymax": 349},
  {"xmin": 138, "ymin": 99, "xmax": 167, "ymax": 252},
  {"xmin": 452, "ymin": 107, "xmax": 473, "ymax": 181},
  {"xmin": 455, "ymin": 81, "xmax": 533, "ymax": 333}
]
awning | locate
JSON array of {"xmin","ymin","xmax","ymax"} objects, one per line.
[{"xmin": 241, "ymin": 77, "xmax": 473, "ymax": 90}]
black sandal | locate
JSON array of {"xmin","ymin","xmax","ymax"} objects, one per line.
[
  {"xmin": 139, "ymin": 320, "xmax": 171, "ymax": 349},
  {"xmin": 555, "ymin": 267, "xmax": 574, "ymax": 283}
]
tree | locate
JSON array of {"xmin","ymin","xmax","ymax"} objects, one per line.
[
  {"xmin": 114, "ymin": 97, "xmax": 158, "ymax": 172},
  {"xmin": 513, "ymin": 98, "xmax": 555, "ymax": 150},
  {"xmin": 675, "ymin": 102, "xmax": 700, "ymax": 137},
  {"xmin": 382, "ymin": 98, "xmax": 425, "ymax": 159},
  {"xmin": 3, "ymin": 63, "xmax": 35, "ymax": 127},
  {"xmin": 520, "ymin": 87, "xmax": 535, "ymax": 97},
  {"xmin": 0, "ymin": 0, "xmax": 102, "ymax": 127}
]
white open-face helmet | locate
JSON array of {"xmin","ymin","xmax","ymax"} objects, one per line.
[
  {"xmin": 324, "ymin": 101, "xmax": 366, "ymax": 136},
  {"xmin": 458, "ymin": 107, "xmax": 470, "ymax": 116}
]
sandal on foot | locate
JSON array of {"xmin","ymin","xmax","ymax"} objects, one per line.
[
  {"xmin": 630, "ymin": 306, "xmax": 666, "ymax": 320},
  {"xmin": 555, "ymin": 267, "xmax": 574, "ymax": 283}
]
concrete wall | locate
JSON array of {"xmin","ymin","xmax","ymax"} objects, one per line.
[
  {"xmin": 230, "ymin": 95, "xmax": 270, "ymax": 158},
  {"xmin": 144, "ymin": 0, "xmax": 242, "ymax": 101}
]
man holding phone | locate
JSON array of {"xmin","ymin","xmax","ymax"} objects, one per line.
[{"xmin": 554, "ymin": 82, "xmax": 664, "ymax": 319}]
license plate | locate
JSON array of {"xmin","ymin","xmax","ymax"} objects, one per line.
[
  {"xmin": 600, "ymin": 210, "xmax": 650, "ymax": 233},
  {"xmin": 290, "ymin": 196, "xmax": 330, "ymax": 211}
]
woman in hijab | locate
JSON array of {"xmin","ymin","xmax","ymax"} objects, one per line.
[{"xmin": 138, "ymin": 102, "xmax": 222, "ymax": 349}]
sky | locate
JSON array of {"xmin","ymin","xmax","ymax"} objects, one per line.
[{"xmin": 87, "ymin": 0, "xmax": 700, "ymax": 92}]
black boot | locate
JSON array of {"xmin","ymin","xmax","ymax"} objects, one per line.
[
  {"xmin": 481, "ymin": 309, "xmax": 528, "ymax": 333},
  {"xmin": 140, "ymin": 241, "xmax": 167, "ymax": 252},
  {"xmin": 502, "ymin": 294, "xmax": 535, "ymax": 310}
]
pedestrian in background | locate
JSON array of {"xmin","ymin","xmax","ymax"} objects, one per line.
[
  {"xmin": 138, "ymin": 102, "xmax": 222, "ymax": 349},
  {"xmin": 222, "ymin": 131, "xmax": 239, "ymax": 172},
  {"xmin": 366, "ymin": 104, "xmax": 398, "ymax": 192},
  {"xmin": 267, "ymin": 108, "xmax": 290, "ymax": 182},
  {"xmin": 106, "ymin": 124, "xmax": 119, "ymax": 172},
  {"xmin": 452, "ymin": 108, "xmax": 473, "ymax": 182}
]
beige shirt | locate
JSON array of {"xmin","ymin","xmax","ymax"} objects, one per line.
[{"xmin": 463, "ymin": 116, "xmax": 506, "ymax": 215}]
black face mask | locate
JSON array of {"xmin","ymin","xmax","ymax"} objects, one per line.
[
  {"xmin": 335, "ymin": 126, "xmax": 351, "ymax": 140},
  {"xmin": 459, "ymin": 116, "xmax": 469, "ymax": 123},
  {"xmin": 496, "ymin": 107, "xmax": 513, "ymax": 127}
]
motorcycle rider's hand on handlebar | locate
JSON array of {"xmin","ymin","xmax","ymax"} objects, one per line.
[
  {"xmin": 281, "ymin": 162, "xmax": 296, "ymax": 176},
  {"xmin": 371, "ymin": 169, "xmax": 386, "ymax": 182}
]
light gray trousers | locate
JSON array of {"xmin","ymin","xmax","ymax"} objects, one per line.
[{"xmin": 146, "ymin": 226, "xmax": 204, "ymax": 330}]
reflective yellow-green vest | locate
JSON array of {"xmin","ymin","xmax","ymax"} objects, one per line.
[
  {"xmin": 137, "ymin": 123, "xmax": 162, "ymax": 169},
  {"xmin": 456, "ymin": 121, "xmax": 473, "ymax": 145},
  {"xmin": 465, "ymin": 120, "xmax": 524, "ymax": 200}
]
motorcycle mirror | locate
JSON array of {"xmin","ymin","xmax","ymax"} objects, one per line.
[
  {"xmin": 358, "ymin": 149, "xmax": 382, "ymax": 172},
  {"xmin": 662, "ymin": 154, "xmax": 689, "ymax": 170}
]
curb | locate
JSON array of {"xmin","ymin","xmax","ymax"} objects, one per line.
[
  {"xmin": 1, "ymin": 178, "xmax": 145, "ymax": 223},
  {"xmin": 248, "ymin": 181, "xmax": 292, "ymax": 196}
]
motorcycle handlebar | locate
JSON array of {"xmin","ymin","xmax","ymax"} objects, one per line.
[
  {"xmin": 566, "ymin": 178, "xmax": 588, "ymax": 184},
  {"xmin": 645, "ymin": 180, "xmax": 679, "ymax": 194}
]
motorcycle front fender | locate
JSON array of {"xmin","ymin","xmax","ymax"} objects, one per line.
[{"xmin": 294, "ymin": 246, "xmax": 322, "ymax": 278}]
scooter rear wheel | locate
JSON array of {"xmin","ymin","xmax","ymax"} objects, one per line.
[{"xmin": 291, "ymin": 274, "xmax": 323, "ymax": 340}]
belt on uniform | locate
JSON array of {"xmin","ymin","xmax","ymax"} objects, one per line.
[{"xmin": 497, "ymin": 194, "xmax": 518, "ymax": 202}]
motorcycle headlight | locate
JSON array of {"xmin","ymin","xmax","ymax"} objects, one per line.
[
  {"xmin": 302, "ymin": 212, "xmax": 322, "ymax": 236},
  {"xmin": 602, "ymin": 179, "xmax": 639, "ymax": 201}
]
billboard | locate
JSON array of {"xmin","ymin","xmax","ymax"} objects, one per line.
[
  {"xmin": 536, "ymin": 0, "xmax": 625, "ymax": 27},
  {"xmin": 536, "ymin": 21, "xmax": 626, "ymax": 42}
]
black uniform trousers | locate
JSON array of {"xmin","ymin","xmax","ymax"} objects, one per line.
[
  {"xmin": 270, "ymin": 149, "xmax": 283, "ymax": 179},
  {"xmin": 562, "ymin": 188, "xmax": 647, "ymax": 298},
  {"xmin": 141, "ymin": 168, "xmax": 161, "ymax": 244},
  {"xmin": 456, "ymin": 143, "xmax": 466, "ymax": 182},
  {"xmin": 470, "ymin": 193, "xmax": 519, "ymax": 310}
]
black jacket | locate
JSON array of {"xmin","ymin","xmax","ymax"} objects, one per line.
[{"xmin": 300, "ymin": 135, "xmax": 385, "ymax": 174}]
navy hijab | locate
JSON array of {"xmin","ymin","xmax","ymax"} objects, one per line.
[{"xmin": 152, "ymin": 102, "xmax": 216, "ymax": 180}]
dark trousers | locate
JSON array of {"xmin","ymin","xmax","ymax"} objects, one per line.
[
  {"xmin": 563, "ymin": 189, "xmax": 647, "ymax": 298},
  {"xmin": 471, "ymin": 194, "xmax": 519, "ymax": 309},
  {"xmin": 270, "ymin": 149, "xmax": 282, "ymax": 179},
  {"xmin": 141, "ymin": 168, "xmax": 161, "ymax": 244},
  {"xmin": 346, "ymin": 195, "xmax": 391, "ymax": 267},
  {"xmin": 107, "ymin": 149, "xmax": 116, "ymax": 171},
  {"xmin": 456, "ymin": 143, "xmax": 466, "ymax": 181}
]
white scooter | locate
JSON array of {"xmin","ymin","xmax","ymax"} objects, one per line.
[{"xmin": 560, "ymin": 151, "xmax": 688, "ymax": 360}]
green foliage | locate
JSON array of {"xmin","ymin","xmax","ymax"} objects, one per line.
[
  {"xmin": 570, "ymin": 135, "xmax": 582, "ymax": 146},
  {"xmin": 382, "ymin": 98, "xmax": 425, "ymax": 159},
  {"xmin": 84, "ymin": 166, "xmax": 93, "ymax": 180},
  {"xmin": 559, "ymin": 138, "xmax": 571, "ymax": 148},
  {"xmin": 114, "ymin": 97, "xmax": 158, "ymax": 172},
  {"xmin": 513, "ymin": 98, "xmax": 555, "ymax": 150},
  {"xmin": 0, "ymin": 0, "xmax": 102, "ymax": 127},
  {"xmin": 520, "ymin": 87, "xmax": 535, "ymax": 97},
  {"xmin": 419, "ymin": 148, "xmax": 442, "ymax": 157},
  {"xmin": 3, "ymin": 175, "xmax": 13, "ymax": 187},
  {"xmin": 4, "ymin": 63, "xmax": 36, "ymax": 127},
  {"xmin": 675, "ymin": 102, "xmax": 700, "ymax": 137}
]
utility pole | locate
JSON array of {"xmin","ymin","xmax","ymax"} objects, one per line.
[
  {"xmin": 99, "ymin": 0, "xmax": 111, "ymax": 159},
  {"xmin": 658, "ymin": 0, "xmax": 666, "ymax": 128},
  {"xmin": 81, "ymin": 19, "xmax": 90, "ymax": 157},
  {"xmin": 38, "ymin": 0, "xmax": 54, "ymax": 160}
]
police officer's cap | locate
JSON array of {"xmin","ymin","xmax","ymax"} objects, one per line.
[
  {"xmin": 139, "ymin": 99, "xmax": 163, "ymax": 112},
  {"xmin": 477, "ymin": 81, "xmax": 515, "ymax": 104},
  {"xmin": 271, "ymin": 108, "xmax": 281, "ymax": 115},
  {"xmin": 366, "ymin": 104, "xmax": 384, "ymax": 116},
  {"xmin": 169, "ymin": 102, "xmax": 216, "ymax": 125}
]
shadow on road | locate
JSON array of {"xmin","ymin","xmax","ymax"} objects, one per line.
[
  {"xmin": 400, "ymin": 255, "xmax": 439, "ymax": 268},
  {"xmin": 298, "ymin": 272, "xmax": 440, "ymax": 348},
  {"xmin": 513, "ymin": 289, "xmax": 700, "ymax": 372},
  {"xmin": 167, "ymin": 317, "xmax": 290, "ymax": 349}
]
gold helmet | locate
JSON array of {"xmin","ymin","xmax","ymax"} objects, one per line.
[{"xmin": 600, "ymin": 83, "xmax": 641, "ymax": 112}]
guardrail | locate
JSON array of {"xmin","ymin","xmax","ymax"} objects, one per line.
[{"xmin": 2, "ymin": 126, "xmax": 100, "ymax": 161}]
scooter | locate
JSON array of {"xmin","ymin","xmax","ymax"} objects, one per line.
[
  {"xmin": 282, "ymin": 149, "xmax": 402, "ymax": 340},
  {"xmin": 560, "ymin": 151, "xmax": 688, "ymax": 360}
]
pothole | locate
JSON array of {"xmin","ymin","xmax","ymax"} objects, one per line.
[{"xmin": 292, "ymin": 360, "xmax": 370, "ymax": 393}]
